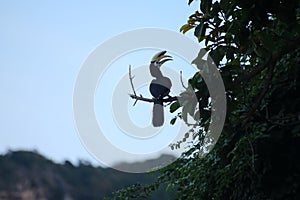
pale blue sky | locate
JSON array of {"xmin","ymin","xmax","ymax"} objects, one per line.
[{"xmin": 0, "ymin": 1, "xmax": 199, "ymax": 165}]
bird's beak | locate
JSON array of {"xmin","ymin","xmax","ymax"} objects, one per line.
[{"xmin": 151, "ymin": 50, "xmax": 173, "ymax": 65}]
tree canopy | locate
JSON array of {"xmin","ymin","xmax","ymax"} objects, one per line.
[{"xmin": 112, "ymin": 0, "xmax": 300, "ymax": 199}]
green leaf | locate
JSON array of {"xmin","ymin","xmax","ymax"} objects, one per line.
[
  {"xmin": 170, "ymin": 101, "xmax": 180, "ymax": 113},
  {"xmin": 200, "ymin": 0, "xmax": 212, "ymax": 14},
  {"xmin": 185, "ymin": 132, "xmax": 189, "ymax": 138},
  {"xmin": 209, "ymin": 47, "xmax": 225, "ymax": 66},
  {"xmin": 194, "ymin": 23, "xmax": 207, "ymax": 42},
  {"xmin": 170, "ymin": 117, "xmax": 177, "ymax": 125},
  {"xmin": 227, "ymin": 21, "xmax": 240, "ymax": 35}
]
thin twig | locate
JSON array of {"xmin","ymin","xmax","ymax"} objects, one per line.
[
  {"xmin": 129, "ymin": 65, "xmax": 136, "ymax": 96},
  {"xmin": 180, "ymin": 71, "xmax": 188, "ymax": 89},
  {"xmin": 128, "ymin": 65, "xmax": 138, "ymax": 106}
]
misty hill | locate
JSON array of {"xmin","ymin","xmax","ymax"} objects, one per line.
[
  {"xmin": 0, "ymin": 150, "xmax": 174, "ymax": 200},
  {"xmin": 114, "ymin": 154, "xmax": 176, "ymax": 172}
]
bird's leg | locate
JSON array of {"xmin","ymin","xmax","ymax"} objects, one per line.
[{"xmin": 152, "ymin": 96, "xmax": 161, "ymax": 104}]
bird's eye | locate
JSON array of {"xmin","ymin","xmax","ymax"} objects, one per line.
[{"xmin": 154, "ymin": 61, "xmax": 159, "ymax": 67}]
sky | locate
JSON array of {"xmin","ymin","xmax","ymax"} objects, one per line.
[{"xmin": 0, "ymin": 1, "xmax": 200, "ymax": 166}]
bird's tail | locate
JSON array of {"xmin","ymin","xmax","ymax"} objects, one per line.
[{"xmin": 152, "ymin": 100, "xmax": 164, "ymax": 127}]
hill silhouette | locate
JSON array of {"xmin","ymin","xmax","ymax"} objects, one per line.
[{"xmin": 0, "ymin": 150, "xmax": 174, "ymax": 200}]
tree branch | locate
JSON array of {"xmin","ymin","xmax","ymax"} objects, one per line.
[
  {"xmin": 228, "ymin": 38, "xmax": 300, "ymax": 90},
  {"xmin": 239, "ymin": 59, "xmax": 275, "ymax": 125},
  {"xmin": 231, "ymin": 39, "xmax": 300, "ymax": 125},
  {"xmin": 128, "ymin": 65, "xmax": 178, "ymax": 104},
  {"xmin": 233, "ymin": 60, "xmax": 270, "ymax": 87},
  {"xmin": 129, "ymin": 94, "xmax": 178, "ymax": 103}
]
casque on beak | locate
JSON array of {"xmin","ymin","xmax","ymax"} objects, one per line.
[{"xmin": 151, "ymin": 50, "xmax": 173, "ymax": 66}]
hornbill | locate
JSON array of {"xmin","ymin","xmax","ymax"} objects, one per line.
[{"xmin": 149, "ymin": 51, "xmax": 173, "ymax": 127}]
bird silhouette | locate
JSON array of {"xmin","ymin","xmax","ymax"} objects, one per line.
[{"xmin": 149, "ymin": 51, "xmax": 173, "ymax": 127}]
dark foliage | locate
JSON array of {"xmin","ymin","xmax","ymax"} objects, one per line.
[{"xmin": 111, "ymin": 0, "xmax": 300, "ymax": 199}]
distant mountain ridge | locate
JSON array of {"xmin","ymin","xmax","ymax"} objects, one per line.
[{"xmin": 0, "ymin": 150, "xmax": 174, "ymax": 200}]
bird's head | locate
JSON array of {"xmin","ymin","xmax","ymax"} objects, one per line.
[{"xmin": 150, "ymin": 50, "xmax": 173, "ymax": 67}]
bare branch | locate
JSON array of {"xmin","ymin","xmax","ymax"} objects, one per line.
[
  {"xmin": 180, "ymin": 71, "xmax": 188, "ymax": 89},
  {"xmin": 129, "ymin": 94, "xmax": 153, "ymax": 103},
  {"xmin": 128, "ymin": 65, "xmax": 138, "ymax": 106},
  {"xmin": 129, "ymin": 94, "xmax": 178, "ymax": 103}
]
